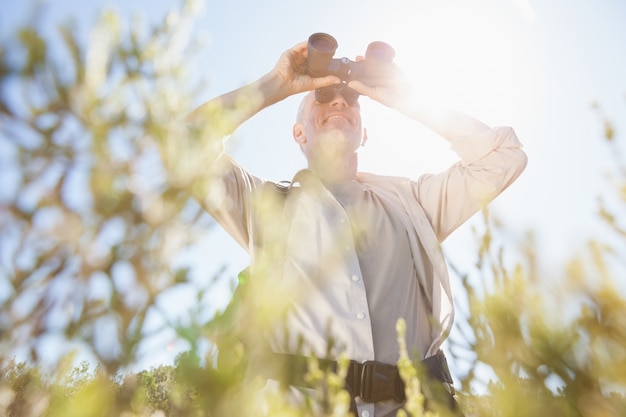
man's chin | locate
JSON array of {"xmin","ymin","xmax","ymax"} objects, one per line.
[
  {"xmin": 316, "ymin": 136, "xmax": 359, "ymax": 159},
  {"xmin": 318, "ymin": 129, "xmax": 357, "ymax": 143}
]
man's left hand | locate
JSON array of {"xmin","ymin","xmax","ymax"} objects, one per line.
[{"xmin": 347, "ymin": 57, "xmax": 413, "ymax": 111}]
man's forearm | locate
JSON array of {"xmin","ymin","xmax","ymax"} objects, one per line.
[
  {"xmin": 158, "ymin": 73, "xmax": 284, "ymax": 194},
  {"xmin": 347, "ymin": 75, "xmax": 492, "ymax": 140},
  {"xmin": 183, "ymin": 71, "xmax": 287, "ymax": 139},
  {"xmin": 400, "ymin": 101, "xmax": 492, "ymax": 141},
  {"xmin": 180, "ymin": 38, "xmax": 343, "ymax": 142}
]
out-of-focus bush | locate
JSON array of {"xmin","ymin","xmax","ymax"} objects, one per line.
[
  {"xmin": 0, "ymin": 1, "xmax": 230, "ymax": 415},
  {"xmin": 0, "ymin": 0, "xmax": 221, "ymax": 365},
  {"xmin": 450, "ymin": 103, "xmax": 626, "ymax": 417}
]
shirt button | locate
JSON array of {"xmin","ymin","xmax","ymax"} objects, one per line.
[
  {"xmin": 339, "ymin": 218, "xmax": 347, "ymax": 224},
  {"xmin": 361, "ymin": 410, "xmax": 370, "ymax": 417},
  {"xmin": 357, "ymin": 313, "xmax": 366, "ymax": 320},
  {"xmin": 351, "ymin": 275, "xmax": 360, "ymax": 282}
]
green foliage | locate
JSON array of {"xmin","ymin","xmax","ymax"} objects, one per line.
[
  {"xmin": 0, "ymin": 0, "xmax": 210, "ymax": 373},
  {"xmin": 450, "ymin": 109, "xmax": 626, "ymax": 416}
]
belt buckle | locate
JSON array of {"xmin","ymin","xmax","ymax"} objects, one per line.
[{"xmin": 359, "ymin": 361, "xmax": 399, "ymax": 403}]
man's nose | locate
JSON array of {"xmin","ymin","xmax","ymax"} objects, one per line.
[{"xmin": 328, "ymin": 91, "xmax": 348, "ymax": 107}]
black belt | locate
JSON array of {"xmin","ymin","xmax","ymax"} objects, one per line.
[
  {"xmin": 265, "ymin": 350, "xmax": 453, "ymax": 404},
  {"xmin": 346, "ymin": 359, "xmax": 405, "ymax": 403}
]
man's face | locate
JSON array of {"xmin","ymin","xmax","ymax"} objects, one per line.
[{"xmin": 293, "ymin": 87, "xmax": 365, "ymax": 160}]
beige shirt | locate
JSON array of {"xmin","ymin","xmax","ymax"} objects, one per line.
[{"xmin": 203, "ymin": 126, "xmax": 527, "ymax": 417}]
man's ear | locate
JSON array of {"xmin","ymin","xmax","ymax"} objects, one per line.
[
  {"xmin": 361, "ymin": 127, "xmax": 368, "ymax": 146},
  {"xmin": 293, "ymin": 122, "xmax": 306, "ymax": 146}
]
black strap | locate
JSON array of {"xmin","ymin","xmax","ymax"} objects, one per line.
[
  {"xmin": 346, "ymin": 360, "xmax": 405, "ymax": 403},
  {"xmin": 264, "ymin": 350, "xmax": 453, "ymax": 404},
  {"xmin": 422, "ymin": 350, "xmax": 454, "ymax": 385}
]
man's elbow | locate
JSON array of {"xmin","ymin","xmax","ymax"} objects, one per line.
[
  {"xmin": 470, "ymin": 148, "xmax": 528, "ymax": 205},
  {"xmin": 508, "ymin": 146, "xmax": 528, "ymax": 183}
]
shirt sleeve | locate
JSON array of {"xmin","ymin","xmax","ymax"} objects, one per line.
[
  {"xmin": 414, "ymin": 126, "xmax": 527, "ymax": 242},
  {"xmin": 195, "ymin": 154, "xmax": 265, "ymax": 251}
]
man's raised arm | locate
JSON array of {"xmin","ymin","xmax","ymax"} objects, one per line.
[
  {"xmin": 348, "ymin": 60, "xmax": 527, "ymax": 241},
  {"xmin": 158, "ymin": 41, "xmax": 339, "ymax": 198},
  {"xmin": 182, "ymin": 42, "xmax": 340, "ymax": 142}
]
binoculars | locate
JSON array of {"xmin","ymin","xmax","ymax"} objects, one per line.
[{"xmin": 306, "ymin": 33, "xmax": 396, "ymax": 87}]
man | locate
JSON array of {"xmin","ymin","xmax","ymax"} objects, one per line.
[{"xmin": 180, "ymin": 39, "xmax": 527, "ymax": 416}]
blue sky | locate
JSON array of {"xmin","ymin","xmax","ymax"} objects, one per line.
[{"xmin": 2, "ymin": 0, "xmax": 626, "ymax": 373}]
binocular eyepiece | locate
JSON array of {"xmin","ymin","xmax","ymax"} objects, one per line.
[{"xmin": 306, "ymin": 33, "xmax": 396, "ymax": 87}]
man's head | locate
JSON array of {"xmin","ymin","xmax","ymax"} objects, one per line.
[{"xmin": 292, "ymin": 85, "xmax": 367, "ymax": 165}]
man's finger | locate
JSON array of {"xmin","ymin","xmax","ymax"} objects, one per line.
[
  {"xmin": 309, "ymin": 75, "xmax": 342, "ymax": 90},
  {"xmin": 347, "ymin": 80, "xmax": 372, "ymax": 96}
]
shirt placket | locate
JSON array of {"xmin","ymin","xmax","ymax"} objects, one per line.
[
  {"xmin": 328, "ymin": 193, "xmax": 375, "ymax": 362},
  {"xmin": 333, "ymin": 204, "xmax": 378, "ymax": 417}
]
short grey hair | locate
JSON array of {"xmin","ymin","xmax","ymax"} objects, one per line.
[{"xmin": 296, "ymin": 91, "xmax": 315, "ymax": 122}]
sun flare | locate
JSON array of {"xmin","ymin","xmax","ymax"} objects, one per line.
[{"xmin": 357, "ymin": 1, "xmax": 537, "ymax": 177}]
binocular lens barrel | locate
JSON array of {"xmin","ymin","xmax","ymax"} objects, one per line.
[
  {"xmin": 306, "ymin": 33, "xmax": 395, "ymax": 85},
  {"xmin": 307, "ymin": 33, "xmax": 338, "ymax": 74},
  {"xmin": 365, "ymin": 41, "xmax": 396, "ymax": 63},
  {"xmin": 308, "ymin": 32, "xmax": 338, "ymax": 53}
]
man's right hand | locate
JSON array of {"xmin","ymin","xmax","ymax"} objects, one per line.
[{"xmin": 264, "ymin": 41, "xmax": 341, "ymax": 103}]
